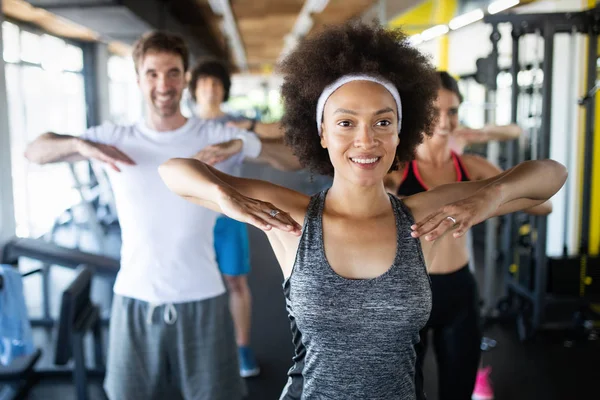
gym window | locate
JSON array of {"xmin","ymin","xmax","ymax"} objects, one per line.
[
  {"xmin": 107, "ymin": 54, "xmax": 143, "ymax": 124},
  {"xmin": 3, "ymin": 20, "xmax": 87, "ymax": 238}
]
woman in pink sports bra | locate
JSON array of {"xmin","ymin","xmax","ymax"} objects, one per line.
[{"xmin": 386, "ymin": 72, "xmax": 552, "ymax": 400}]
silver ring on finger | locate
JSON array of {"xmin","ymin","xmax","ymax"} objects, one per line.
[
  {"xmin": 446, "ymin": 216, "xmax": 457, "ymax": 225},
  {"xmin": 269, "ymin": 209, "xmax": 280, "ymax": 218}
]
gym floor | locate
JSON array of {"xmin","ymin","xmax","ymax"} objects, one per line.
[{"xmin": 16, "ymin": 165, "xmax": 600, "ymax": 399}]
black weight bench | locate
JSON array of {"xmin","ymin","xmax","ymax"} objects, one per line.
[
  {"xmin": 1, "ymin": 237, "xmax": 119, "ymax": 327},
  {"xmin": 55, "ymin": 266, "xmax": 104, "ymax": 400}
]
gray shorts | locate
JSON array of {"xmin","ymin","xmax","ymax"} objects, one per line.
[{"xmin": 104, "ymin": 293, "xmax": 246, "ymax": 400}]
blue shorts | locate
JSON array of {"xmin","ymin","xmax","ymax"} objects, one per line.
[{"xmin": 214, "ymin": 216, "xmax": 251, "ymax": 276}]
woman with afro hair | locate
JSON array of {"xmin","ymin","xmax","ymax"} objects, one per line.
[{"xmin": 158, "ymin": 22, "xmax": 567, "ymax": 400}]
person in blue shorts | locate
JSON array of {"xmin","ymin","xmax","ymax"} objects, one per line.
[{"xmin": 188, "ymin": 59, "xmax": 273, "ymax": 377}]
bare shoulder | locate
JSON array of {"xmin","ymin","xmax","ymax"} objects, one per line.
[
  {"xmin": 282, "ymin": 188, "xmax": 312, "ymax": 222},
  {"xmin": 399, "ymin": 191, "xmax": 432, "ymax": 223},
  {"xmin": 460, "ymin": 153, "xmax": 503, "ymax": 180}
]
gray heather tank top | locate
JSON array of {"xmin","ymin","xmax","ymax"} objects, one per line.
[{"xmin": 280, "ymin": 190, "xmax": 432, "ymax": 400}]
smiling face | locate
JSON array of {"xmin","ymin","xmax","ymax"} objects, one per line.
[
  {"xmin": 320, "ymin": 80, "xmax": 399, "ymax": 187},
  {"xmin": 433, "ymin": 88, "xmax": 460, "ymax": 137},
  {"xmin": 137, "ymin": 50, "xmax": 186, "ymax": 118}
]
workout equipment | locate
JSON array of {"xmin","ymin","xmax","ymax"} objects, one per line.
[
  {"xmin": 0, "ymin": 262, "xmax": 105, "ymax": 400},
  {"xmin": 482, "ymin": 6, "xmax": 600, "ymax": 340},
  {"xmin": 55, "ymin": 266, "xmax": 104, "ymax": 400},
  {"xmin": 46, "ymin": 161, "xmax": 119, "ymax": 252},
  {"xmin": 1, "ymin": 237, "xmax": 119, "ymax": 327}
]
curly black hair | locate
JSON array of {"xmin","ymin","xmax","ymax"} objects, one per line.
[
  {"xmin": 188, "ymin": 58, "xmax": 232, "ymax": 103},
  {"xmin": 279, "ymin": 22, "xmax": 439, "ymax": 176}
]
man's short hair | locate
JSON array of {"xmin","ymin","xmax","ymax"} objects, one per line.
[
  {"xmin": 132, "ymin": 31, "xmax": 189, "ymax": 74},
  {"xmin": 188, "ymin": 58, "xmax": 232, "ymax": 102}
]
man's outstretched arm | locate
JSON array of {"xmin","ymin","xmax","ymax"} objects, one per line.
[{"xmin": 25, "ymin": 132, "xmax": 135, "ymax": 172}]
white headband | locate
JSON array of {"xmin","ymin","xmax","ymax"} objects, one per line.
[{"xmin": 316, "ymin": 74, "xmax": 403, "ymax": 136}]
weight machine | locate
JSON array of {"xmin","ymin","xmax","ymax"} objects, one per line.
[{"xmin": 477, "ymin": 6, "xmax": 600, "ymax": 340}]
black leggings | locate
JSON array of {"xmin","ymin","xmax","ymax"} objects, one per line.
[{"xmin": 416, "ymin": 265, "xmax": 482, "ymax": 400}]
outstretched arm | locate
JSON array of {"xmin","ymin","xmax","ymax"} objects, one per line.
[
  {"xmin": 25, "ymin": 132, "xmax": 85, "ymax": 164},
  {"xmin": 159, "ymin": 157, "xmax": 305, "ymax": 234},
  {"xmin": 194, "ymin": 137, "xmax": 302, "ymax": 171},
  {"xmin": 461, "ymin": 154, "xmax": 552, "ymax": 216},
  {"xmin": 227, "ymin": 120, "xmax": 284, "ymax": 139},
  {"xmin": 405, "ymin": 159, "xmax": 567, "ymax": 241},
  {"xmin": 453, "ymin": 124, "xmax": 522, "ymax": 145},
  {"xmin": 25, "ymin": 132, "xmax": 135, "ymax": 172}
]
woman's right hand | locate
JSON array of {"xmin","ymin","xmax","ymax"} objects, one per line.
[{"xmin": 217, "ymin": 186, "xmax": 302, "ymax": 236}]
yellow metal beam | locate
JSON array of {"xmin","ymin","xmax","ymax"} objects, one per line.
[
  {"xmin": 584, "ymin": 0, "xmax": 600, "ymax": 256},
  {"xmin": 591, "ymin": 16, "xmax": 600, "ymax": 256},
  {"xmin": 388, "ymin": 0, "xmax": 435, "ymax": 35},
  {"xmin": 434, "ymin": 0, "xmax": 457, "ymax": 70},
  {"xmin": 387, "ymin": 0, "xmax": 457, "ymax": 69}
]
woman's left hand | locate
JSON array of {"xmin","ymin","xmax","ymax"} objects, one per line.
[{"xmin": 411, "ymin": 186, "xmax": 503, "ymax": 241}]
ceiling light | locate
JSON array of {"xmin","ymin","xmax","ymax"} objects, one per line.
[
  {"xmin": 420, "ymin": 25, "xmax": 449, "ymax": 41},
  {"xmin": 488, "ymin": 0, "xmax": 520, "ymax": 15},
  {"xmin": 208, "ymin": 0, "xmax": 224, "ymax": 15},
  {"xmin": 449, "ymin": 9, "xmax": 484, "ymax": 30},
  {"xmin": 209, "ymin": 0, "xmax": 247, "ymax": 72},
  {"xmin": 292, "ymin": 13, "xmax": 314, "ymax": 37},
  {"xmin": 307, "ymin": 0, "xmax": 330, "ymax": 14},
  {"xmin": 408, "ymin": 34, "xmax": 423, "ymax": 46}
]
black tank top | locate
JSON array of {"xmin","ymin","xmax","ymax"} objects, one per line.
[{"xmin": 397, "ymin": 152, "xmax": 471, "ymax": 196}]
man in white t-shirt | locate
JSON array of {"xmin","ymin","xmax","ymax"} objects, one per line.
[{"xmin": 24, "ymin": 31, "xmax": 299, "ymax": 400}]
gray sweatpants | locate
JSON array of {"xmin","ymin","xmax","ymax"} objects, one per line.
[{"xmin": 104, "ymin": 293, "xmax": 246, "ymax": 400}]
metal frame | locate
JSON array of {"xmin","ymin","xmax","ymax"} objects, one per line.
[
  {"xmin": 581, "ymin": 31, "xmax": 598, "ymax": 257},
  {"xmin": 481, "ymin": 24, "xmax": 502, "ymax": 316},
  {"xmin": 2, "ymin": 237, "xmax": 118, "ymax": 328},
  {"xmin": 27, "ymin": 1, "xmax": 120, "ymax": 9},
  {"xmin": 54, "ymin": 265, "xmax": 104, "ymax": 400},
  {"xmin": 482, "ymin": 6, "xmax": 600, "ymax": 338},
  {"xmin": 0, "ymin": 0, "xmax": 16, "ymax": 250},
  {"xmin": 81, "ymin": 41, "xmax": 99, "ymax": 128}
]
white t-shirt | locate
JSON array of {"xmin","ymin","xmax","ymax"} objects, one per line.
[
  {"xmin": 209, "ymin": 114, "xmax": 252, "ymax": 178},
  {"xmin": 81, "ymin": 117, "xmax": 261, "ymax": 303}
]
